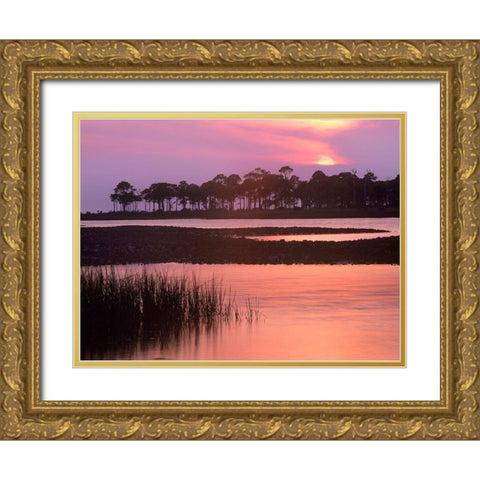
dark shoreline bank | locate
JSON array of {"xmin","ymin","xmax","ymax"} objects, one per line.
[
  {"xmin": 81, "ymin": 226, "xmax": 400, "ymax": 266},
  {"xmin": 81, "ymin": 207, "xmax": 399, "ymax": 221}
]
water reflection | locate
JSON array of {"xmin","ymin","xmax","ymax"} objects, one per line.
[
  {"xmin": 81, "ymin": 217, "xmax": 400, "ymax": 234},
  {"xmin": 247, "ymin": 232, "xmax": 396, "ymax": 242},
  {"xmin": 81, "ymin": 263, "xmax": 400, "ymax": 362}
]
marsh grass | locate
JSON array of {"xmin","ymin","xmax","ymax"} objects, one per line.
[{"xmin": 80, "ymin": 267, "xmax": 259, "ymax": 359}]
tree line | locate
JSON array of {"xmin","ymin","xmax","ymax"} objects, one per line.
[{"xmin": 109, "ymin": 166, "xmax": 399, "ymax": 213}]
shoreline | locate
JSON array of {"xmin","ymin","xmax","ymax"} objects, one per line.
[
  {"xmin": 81, "ymin": 225, "xmax": 400, "ymax": 266},
  {"xmin": 81, "ymin": 207, "xmax": 399, "ymax": 221}
]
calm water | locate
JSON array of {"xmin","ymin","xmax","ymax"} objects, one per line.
[
  {"xmin": 81, "ymin": 217, "xmax": 400, "ymax": 235},
  {"xmin": 247, "ymin": 232, "xmax": 397, "ymax": 242},
  {"xmin": 92, "ymin": 263, "xmax": 400, "ymax": 362}
]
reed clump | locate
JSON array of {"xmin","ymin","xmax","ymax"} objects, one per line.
[{"xmin": 80, "ymin": 267, "xmax": 259, "ymax": 359}]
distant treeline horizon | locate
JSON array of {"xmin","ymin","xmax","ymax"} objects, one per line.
[{"xmin": 101, "ymin": 166, "xmax": 399, "ymax": 214}]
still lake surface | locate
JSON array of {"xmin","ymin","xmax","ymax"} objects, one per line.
[
  {"xmin": 81, "ymin": 217, "xmax": 399, "ymax": 234},
  {"xmin": 82, "ymin": 217, "xmax": 400, "ymax": 362},
  {"xmin": 247, "ymin": 232, "xmax": 396, "ymax": 242},
  {"xmin": 92, "ymin": 263, "xmax": 400, "ymax": 362}
]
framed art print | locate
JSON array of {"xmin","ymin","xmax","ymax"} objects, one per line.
[
  {"xmin": 0, "ymin": 40, "xmax": 479, "ymax": 439},
  {"xmin": 74, "ymin": 112, "xmax": 405, "ymax": 367}
]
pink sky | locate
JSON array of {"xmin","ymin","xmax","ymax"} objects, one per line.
[{"xmin": 80, "ymin": 117, "xmax": 400, "ymax": 212}]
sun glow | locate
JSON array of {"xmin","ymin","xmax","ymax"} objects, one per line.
[{"xmin": 316, "ymin": 155, "xmax": 336, "ymax": 166}]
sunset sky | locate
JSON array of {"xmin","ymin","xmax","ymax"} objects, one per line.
[{"xmin": 80, "ymin": 117, "xmax": 400, "ymax": 212}]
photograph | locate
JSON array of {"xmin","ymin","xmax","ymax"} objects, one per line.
[{"xmin": 77, "ymin": 113, "xmax": 404, "ymax": 365}]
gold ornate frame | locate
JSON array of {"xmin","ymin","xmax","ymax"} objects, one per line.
[{"xmin": 0, "ymin": 40, "xmax": 479, "ymax": 440}]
